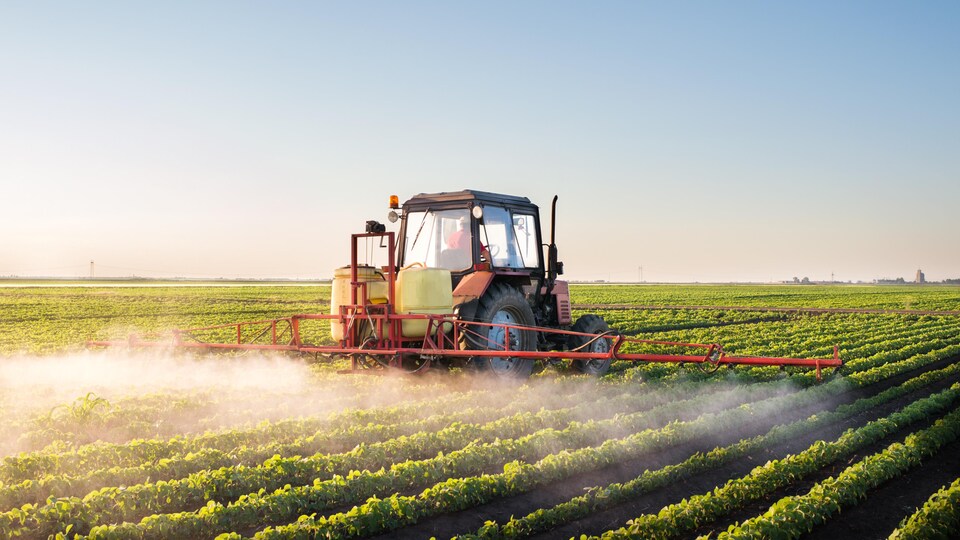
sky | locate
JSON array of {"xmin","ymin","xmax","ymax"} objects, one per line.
[{"xmin": 1, "ymin": 2, "xmax": 958, "ymax": 282}]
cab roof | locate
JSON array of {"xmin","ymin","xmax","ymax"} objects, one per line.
[{"xmin": 403, "ymin": 190, "xmax": 536, "ymax": 209}]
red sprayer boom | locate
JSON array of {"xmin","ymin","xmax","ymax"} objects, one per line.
[{"xmin": 89, "ymin": 191, "xmax": 842, "ymax": 380}]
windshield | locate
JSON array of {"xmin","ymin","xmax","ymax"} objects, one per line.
[{"xmin": 402, "ymin": 208, "xmax": 473, "ymax": 271}]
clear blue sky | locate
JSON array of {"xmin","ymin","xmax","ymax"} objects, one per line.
[{"xmin": 2, "ymin": 2, "xmax": 958, "ymax": 282}]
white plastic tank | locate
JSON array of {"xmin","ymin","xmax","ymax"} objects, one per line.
[
  {"xmin": 396, "ymin": 267, "xmax": 453, "ymax": 337},
  {"xmin": 330, "ymin": 265, "xmax": 387, "ymax": 341}
]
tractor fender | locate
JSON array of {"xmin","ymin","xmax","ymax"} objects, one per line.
[{"xmin": 452, "ymin": 271, "xmax": 495, "ymax": 321}]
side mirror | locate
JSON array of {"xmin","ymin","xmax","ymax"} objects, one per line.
[{"xmin": 556, "ymin": 261, "xmax": 564, "ymax": 275}]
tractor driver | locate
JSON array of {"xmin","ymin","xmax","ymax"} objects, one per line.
[
  {"xmin": 442, "ymin": 216, "xmax": 473, "ymax": 270},
  {"xmin": 446, "ymin": 216, "xmax": 470, "ymax": 250}
]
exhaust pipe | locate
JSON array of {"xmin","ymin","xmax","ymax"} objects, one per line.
[{"xmin": 547, "ymin": 195, "xmax": 561, "ymax": 292}]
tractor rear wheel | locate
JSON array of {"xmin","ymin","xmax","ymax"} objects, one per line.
[
  {"xmin": 570, "ymin": 314, "xmax": 613, "ymax": 376},
  {"xmin": 468, "ymin": 282, "xmax": 537, "ymax": 378}
]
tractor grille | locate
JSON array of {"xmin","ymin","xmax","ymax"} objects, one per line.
[
  {"xmin": 553, "ymin": 281, "xmax": 572, "ymax": 325},
  {"xmin": 558, "ymin": 296, "xmax": 571, "ymax": 325}
]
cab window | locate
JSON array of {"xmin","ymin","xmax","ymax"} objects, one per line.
[
  {"xmin": 480, "ymin": 207, "xmax": 540, "ymax": 269},
  {"xmin": 511, "ymin": 213, "xmax": 539, "ymax": 269},
  {"xmin": 402, "ymin": 208, "xmax": 473, "ymax": 271}
]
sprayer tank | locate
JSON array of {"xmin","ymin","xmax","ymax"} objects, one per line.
[
  {"xmin": 330, "ymin": 265, "xmax": 388, "ymax": 341},
  {"xmin": 396, "ymin": 266, "xmax": 453, "ymax": 338}
]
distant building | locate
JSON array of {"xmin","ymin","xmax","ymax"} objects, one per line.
[{"xmin": 916, "ymin": 269, "xmax": 925, "ymax": 284}]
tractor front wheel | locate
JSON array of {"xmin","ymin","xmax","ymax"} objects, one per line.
[{"xmin": 468, "ymin": 283, "xmax": 537, "ymax": 379}]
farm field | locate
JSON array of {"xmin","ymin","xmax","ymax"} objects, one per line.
[{"xmin": 1, "ymin": 283, "xmax": 959, "ymax": 539}]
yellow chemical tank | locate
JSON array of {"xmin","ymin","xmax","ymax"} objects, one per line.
[
  {"xmin": 330, "ymin": 265, "xmax": 388, "ymax": 341},
  {"xmin": 396, "ymin": 266, "xmax": 453, "ymax": 338}
]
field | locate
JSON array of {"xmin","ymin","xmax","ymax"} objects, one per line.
[{"xmin": 1, "ymin": 282, "xmax": 959, "ymax": 539}]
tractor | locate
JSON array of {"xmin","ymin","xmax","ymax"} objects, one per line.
[{"xmin": 386, "ymin": 189, "xmax": 610, "ymax": 377}]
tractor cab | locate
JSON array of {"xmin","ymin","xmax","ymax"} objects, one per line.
[
  {"xmin": 390, "ymin": 190, "xmax": 567, "ymax": 377},
  {"xmin": 394, "ymin": 190, "xmax": 545, "ymax": 288}
]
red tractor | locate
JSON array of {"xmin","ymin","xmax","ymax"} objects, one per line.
[{"xmin": 387, "ymin": 190, "xmax": 610, "ymax": 377}]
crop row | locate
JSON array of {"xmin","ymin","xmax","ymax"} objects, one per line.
[
  {"xmin": 247, "ymin": 344, "xmax": 960, "ymax": 540},
  {"xmin": 14, "ymin": 311, "xmax": 936, "ymax": 487},
  {"xmin": 0, "ymin": 286, "xmax": 331, "ymax": 353},
  {"xmin": 626, "ymin": 329, "xmax": 960, "ymax": 391},
  {"xmin": 234, "ymin": 341, "xmax": 960, "ymax": 540},
  {"xmin": 670, "ymin": 314, "xmax": 957, "ymax": 358},
  {"xmin": 738, "ymin": 322, "xmax": 960, "ymax": 386},
  {"xmin": 12, "ymin": 331, "xmax": 952, "ymax": 513},
  {"xmin": 713, "ymin": 407, "xmax": 960, "ymax": 539},
  {"xmin": 210, "ymin": 387, "xmax": 842, "ymax": 539},
  {"xmin": 569, "ymin": 283, "xmax": 960, "ymax": 311},
  {"xmin": 235, "ymin": 360, "xmax": 917, "ymax": 540},
  {"xmin": 0, "ymin": 379, "xmax": 675, "ymax": 509},
  {"xmin": 27, "ymin": 381, "xmax": 797, "ymax": 539},
  {"xmin": 459, "ymin": 356, "xmax": 960, "ymax": 539},
  {"xmin": 617, "ymin": 315, "xmax": 960, "ymax": 382},
  {"xmin": 205, "ymin": 343, "xmax": 959, "ymax": 540},
  {"xmin": 0, "ymin": 383, "xmax": 493, "ymax": 484},
  {"xmin": 594, "ymin": 383, "xmax": 960, "ymax": 539},
  {"xmin": 0, "ymin": 377, "xmax": 792, "ymax": 537},
  {"xmin": 888, "ymin": 477, "xmax": 960, "ymax": 540},
  {"xmin": 3, "ymin": 284, "xmax": 956, "ymax": 353},
  {"xmin": 2, "ymin": 370, "xmax": 634, "ymax": 480},
  {"xmin": 1, "ymin": 382, "xmax": 395, "ymax": 455},
  {"xmin": 588, "ymin": 308, "xmax": 787, "ymax": 336},
  {"xmin": 0, "ymin": 369, "xmax": 508, "ymax": 456}
]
